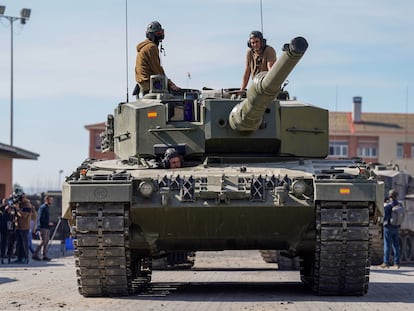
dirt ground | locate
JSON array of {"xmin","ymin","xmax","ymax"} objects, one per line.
[{"xmin": 1, "ymin": 242, "xmax": 413, "ymax": 311}]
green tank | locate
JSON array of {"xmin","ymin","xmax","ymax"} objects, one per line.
[{"xmin": 62, "ymin": 36, "xmax": 384, "ymax": 297}]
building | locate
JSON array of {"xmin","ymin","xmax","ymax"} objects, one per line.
[
  {"xmin": 84, "ymin": 122, "xmax": 114, "ymax": 160},
  {"xmin": 328, "ymin": 97, "xmax": 414, "ymax": 173},
  {"xmin": 85, "ymin": 97, "xmax": 414, "ymax": 175},
  {"xmin": 0, "ymin": 142, "xmax": 39, "ymax": 198}
]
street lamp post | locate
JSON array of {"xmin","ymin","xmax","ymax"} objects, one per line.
[
  {"xmin": 58, "ymin": 169, "xmax": 64, "ymax": 189},
  {"xmin": 0, "ymin": 6, "xmax": 31, "ymax": 146}
]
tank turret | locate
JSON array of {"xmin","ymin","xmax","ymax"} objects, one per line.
[
  {"xmin": 101, "ymin": 36, "xmax": 327, "ymax": 161},
  {"xmin": 229, "ymin": 36, "xmax": 308, "ymax": 132}
]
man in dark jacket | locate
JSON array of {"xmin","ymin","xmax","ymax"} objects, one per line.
[
  {"xmin": 134, "ymin": 20, "xmax": 179, "ymax": 97},
  {"xmin": 0, "ymin": 198, "xmax": 10, "ymax": 263},
  {"xmin": 33, "ymin": 195, "xmax": 54, "ymax": 261},
  {"xmin": 380, "ymin": 189, "xmax": 401, "ymax": 269}
]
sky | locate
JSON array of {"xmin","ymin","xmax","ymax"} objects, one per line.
[{"xmin": 0, "ymin": 0, "xmax": 413, "ymax": 193}]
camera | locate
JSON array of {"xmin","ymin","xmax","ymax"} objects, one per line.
[{"xmin": 7, "ymin": 188, "xmax": 24, "ymax": 207}]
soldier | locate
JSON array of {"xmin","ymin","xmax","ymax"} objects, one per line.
[
  {"xmin": 240, "ymin": 30, "xmax": 277, "ymax": 91},
  {"xmin": 134, "ymin": 20, "xmax": 180, "ymax": 98},
  {"xmin": 162, "ymin": 148, "xmax": 182, "ymax": 169}
]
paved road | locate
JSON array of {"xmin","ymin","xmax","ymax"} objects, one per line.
[{"xmin": 1, "ymin": 245, "xmax": 413, "ymax": 311}]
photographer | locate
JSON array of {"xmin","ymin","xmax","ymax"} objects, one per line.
[
  {"xmin": 0, "ymin": 196, "xmax": 18, "ymax": 264},
  {"xmin": 14, "ymin": 194, "xmax": 34, "ymax": 264},
  {"xmin": 0, "ymin": 198, "xmax": 9, "ymax": 263}
]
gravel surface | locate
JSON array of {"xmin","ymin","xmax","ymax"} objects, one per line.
[{"xmin": 1, "ymin": 242, "xmax": 413, "ymax": 311}]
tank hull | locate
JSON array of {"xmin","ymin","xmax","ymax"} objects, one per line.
[{"xmin": 63, "ymin": 159, "xmax": 383, "ymax": 297}]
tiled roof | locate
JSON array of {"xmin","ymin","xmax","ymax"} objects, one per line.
[{"xmin": 329, "ymin": 112, "xmax": 414, "ymax": 135}]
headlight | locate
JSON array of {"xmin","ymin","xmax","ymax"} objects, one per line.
[
  {"xmin": 139, "ymin": 181, "xmax": 154, "ymax": 198},
  {"xmin": 292, "ymin": 180, "xmax": 306, "ymax": 197}
]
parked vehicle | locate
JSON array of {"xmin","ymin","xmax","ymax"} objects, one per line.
[{"xmin": 368, "ymin": 163, "xmax": 414, "ymax": 264}]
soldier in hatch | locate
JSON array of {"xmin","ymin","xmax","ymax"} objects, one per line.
[{"xmin": 134, "ymin": 20, "xmax": 180, "ymax": 98}]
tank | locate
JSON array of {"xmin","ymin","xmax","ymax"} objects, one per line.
[
  {"xmin": 62, "ymin": 36, "xmax": 384, "ymax": 297},
  {"xmin": 367, "ymin": 163, "xmax": 414, "ymax": 264}
]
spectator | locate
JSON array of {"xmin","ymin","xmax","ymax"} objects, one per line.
[
  {"xmin": 33, "ymin": 195, "xmax": 54, "ymax": 261},
  {"xmin": 28, "ymin": 203, "xmax": 37, "ymax": 255},
  {"xmin": 380, "ymin": 189, "xmax": 401, "ymax": 269}
]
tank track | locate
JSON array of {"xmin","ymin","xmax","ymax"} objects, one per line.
[
  {"xmin": 401, "ymin": 232, "xmax": 414, "ymax": 263},
  {"xmin": 302, "ymin": 201, "xmax": 371, "ymax": 296},
  {"xmin": 369, "ymin": 223, "xmax": 383, "ymax": 265},
  {"xmin": 73, "ymin": 203, "xmax": 151, "ymax": 297}
]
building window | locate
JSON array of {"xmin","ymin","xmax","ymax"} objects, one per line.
[
  {"xmin": 95, "ymin": 133, "xmax": 102, "ymax": 152},
  {"xmin": 396, "ymin": 143, "xmax": 404, "ymax": 159},
  {"xmin": 357, "ymin": 144, "xmax": 377, "ymax": 158},
  {"xmin": 357, "ymin": 147, "xmax": 377, "ymax": 158},
  {"xmin": 329, "ymin": 141, "xmax": 348, "ymax": 157}
]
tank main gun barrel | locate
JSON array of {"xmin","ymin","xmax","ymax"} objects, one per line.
[{"xmin": 229, "ymin": 36, "xmax": 308, "ymax": 132}]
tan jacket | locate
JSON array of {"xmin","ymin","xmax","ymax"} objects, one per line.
[
  {"xmin": 135, "ymin": 39, "xmax": 173, "ymax": 92},
  {"xmin": 245, "ymin": 45, "xmax": 277, "ymax": 77},
  {"xmin": 16, "ymin": 199, "xmax": 34, "ymax": 231}
]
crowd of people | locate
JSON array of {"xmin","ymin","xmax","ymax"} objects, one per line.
[{"xmin": 0, "ymin": 191, "xmax": 54, "ymax": 264}]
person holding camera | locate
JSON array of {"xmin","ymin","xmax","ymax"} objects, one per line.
[
  {"xmin": 14, "ymin": 194, "xmax": 34, "ymax": 264},
  {"xmin": 0, "ymin": 198, "xmax": 10, "ymax": 263},
  {"xmin": 1, "ymin": 197, "xmax": 20, "ymax": 264},
  {"xmin": 32, "ymin": 195, "xmax": 54, "ymax": 261}
]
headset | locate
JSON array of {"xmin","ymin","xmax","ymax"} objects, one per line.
[
  {"xmin": 247, "ymin": 30, "xmax": 267, "ymax": 49},
  {"xmin": 146, "ymin": 20, "xmax": 165, "ymax": 42},
  {"xmin": 162, "ymin": 148, "xmax": 182, "ymax": 168}
]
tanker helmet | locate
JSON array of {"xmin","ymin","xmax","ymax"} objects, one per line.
[
  {"xmin": 247, "ymin": 30, "xmax": 267, "ymax": 48},
  {"xmin": 146, "ymin": 21, "xmax": 165, "ymax": 42},
  {"xmin": 162, "ymin": 148, "xmax": 180, "ymax": 168}
]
